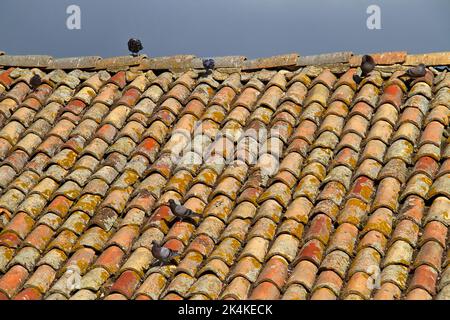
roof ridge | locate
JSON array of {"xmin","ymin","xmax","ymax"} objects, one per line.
[{"xmin": 0, "ymin": 51, "xmax": 449, "ymax": 71}]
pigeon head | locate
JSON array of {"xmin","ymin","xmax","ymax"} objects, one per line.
[
  {"xmin": 416, "ymin": 64, "xmax": 427, "ymax": 76},
  {"xmin": 168, "ymin": 199, "xmax": 176, "ymax": 206},
  {"xmin": 128, "ymin": 38, "xmax": 143, "ymax": 55},
  {"xmin": 202, "ymin": 58, "xmax": 215, "ymax": 70},
  {"xmin": 362, "ymin": 55, "xmax": 375, "ymax": 65},
  {"xmin": 151, "ymin": 240, "xmax": 159, "ymax": 247}
]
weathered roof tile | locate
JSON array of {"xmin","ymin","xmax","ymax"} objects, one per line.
[{"xmin": 0, "ymin": 50, "xmax": 448, "ymax": 300}]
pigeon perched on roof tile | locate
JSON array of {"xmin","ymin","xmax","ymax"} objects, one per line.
[
  {"xmin": 352, "ymin": 73, "xmax": 363, "ymax": 84},
  {"xmin": 353, "ymin": 54, "xmax": 376, "ymax": 84},
  {"xmin": 151, "ymin": 240, "xmax": 179, "ymax": 266},
  {"xmin": 405, "ymin": 63, "xmax": 427, "ymax": 78},
  {"xmin": 203, "ymin": 58, "xmax": 215, "ymax": 70},
  {"xmin": 168, "ymin": 199, "xmax": 202, "ymax": 222},
  {"xmin": 128, "ymin": 38, "xmax": 143, "ymax": 57},
  {"xmin": 202, "ymin": 58, "xmax": 215, "ymax": 76},
  {"xmin": 30, "ymin": 74, "xmax": 42, "ymax": 91},
  {"xmin": 361, "ymin": 55, "xmax": 376, "ymax": 75}
]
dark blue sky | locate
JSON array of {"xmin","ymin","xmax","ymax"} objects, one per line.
[{"xmin": 0, "ymin": 0, "xmax": 449, "ymax": 59}]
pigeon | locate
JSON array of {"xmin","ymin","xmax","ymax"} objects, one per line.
[
  {"xmin": 168, "ymin": 199, "xmax": 202, "ymax": 221},
  {"xmin": 353, "ymin": 54, "xmax": 376, "ymax": 84},
  {"xmin": 128, "ymin": 38, "xmax": 143, "ymax": 57},
  {"xmin": 30, "ymin": 74, "xmax": 42, "ymax": 91},
  {"xmin": 433, "ymin": 66, "xmax": 450, "ymax": 72},
  {"xmin": 405, "ymin": 63, "xmax": 426, "ymax": 78},
  {"xmin": 151, "ymin": 240, "xmax": 179, "ymax": 266},
  {"xmin": 360, "ymin": 55, "xmax": 376, "ymax": 76},
  {"xmin": 352, "ymin": 73, "xmax": 363, "ymax": 84},
  {"xmin": 202, "ymin": 58, "xmax": 215, "ymax": 75}
]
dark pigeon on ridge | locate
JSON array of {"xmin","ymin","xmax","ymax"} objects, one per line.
[
  {"xmin": 128, "ymin": 38, "xmax": 143, "ymax": 57},
  {"xmin": 201, "ymin": 58, "xmax": 215, "ymax": 76},
  {"xmin": 361, "ymin": 54, "xmax": 376, "ymax": 76},
  {"xmin": 203, "ymin": 58, "xmax": 215, "ymax": 70},
  {"xmin": 353, "ymin": 54, "xmax": 376, "ymax": 84}
]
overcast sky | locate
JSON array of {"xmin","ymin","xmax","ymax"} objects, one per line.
[{"xmin": 0, "ymin": 0, "xmax": 449, "ymax": 59}]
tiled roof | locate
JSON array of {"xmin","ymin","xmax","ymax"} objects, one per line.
[{"xmin": 0, "ymin": 50, "xmax": 449, "ymax": 300}]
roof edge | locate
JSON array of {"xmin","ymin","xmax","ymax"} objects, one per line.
[{"xmin": 0, "ymin": 51, "xmax": 449, "ymax": 71}]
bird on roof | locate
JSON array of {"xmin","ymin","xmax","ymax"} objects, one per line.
[
  {"xmin": 151, "ymin": 240, "xmax": 179, "ymax": 266},
  {"xmin": 202, "ymin": 58, "xmax": 215, "ymax": 76},
  {"xmin": 405, "ymin": 63, "xmax": 427, "ymax": 78},
  {"xmin": 30, "ymin": 74, "xmax": 42, "ymax": 91},
  {"xmin": 353, "ymin": 54, "xmax": 376, "ymax": 84},
  {"xmin": 168, "ymin": 199, "xmax": 202, "ymax": 222},
  {"xmin": 128, "ymin": 38, "xmax": 143, "ymax": 57},
  {"xmin": 433, "ymin": 65, "xmax": 450, "ymax": 72},
  {"xmin": 352, "ymin": 72, "xmax": 363, "ymax": 84},
  {"xmin": 361, "ymin": 55, "xmax": 376, "ymax": 75}
]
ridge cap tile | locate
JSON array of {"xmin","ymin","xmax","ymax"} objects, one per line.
[
  {"xmin": 95, "ymin": 55, "xmax": 145, "ymax": 70},
  {"xmin": 191, "ymin": 56, "xmax": 247, "ymax": 69},
  {"xmin": 297, "ymin": 51, "xmax": 352, "ymax": 66},
  {"xmin": 242, "ymin": 53, "xmax": 299, "ymax": 70},
  {"xmin": 0, "ymin": 55, "xmax": 53, "ymax": 68},
  {"xmin": 405, "ymin": 51, "xmax": 450, "ymax": 66},
  {"xmin": 349, "ymin": 51, "xmax": 407, "ymax": 66},
  {"xmin": 140, "ymin": 55, "xmax": 196, "ymax": 71},
  {"xmin": 47, "ymin": 56, "xmax": 102, "ymax": 70}
]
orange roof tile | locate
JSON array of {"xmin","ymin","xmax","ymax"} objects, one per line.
[{"xmin": 0, "ymin": 50, "xmax": 449, "ymax": 300}]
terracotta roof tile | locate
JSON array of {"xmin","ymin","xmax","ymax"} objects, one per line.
[
  {"xmin": 0, "ymin": 51, "xmax": 449, "ymax": 300},
  {"xmin": 405, "ymin": 52, "xmax": 450, "ymax": 65},
  {"xmin": 0, "ymin": 265, "xmax": 29, "ymax": 298},
  {"xmin": 14, "ymin": 287, "xmax": 42, "ymax": 300}
]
